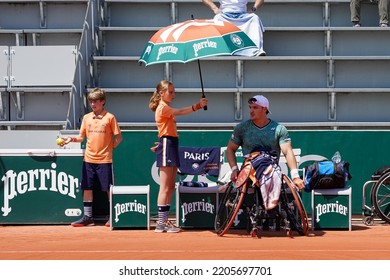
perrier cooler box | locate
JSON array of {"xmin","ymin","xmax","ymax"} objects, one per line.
[
  {"xmin": 110, "ymin": 185, "xmax": 150, "ymax": 229},
  {"xmin": 176, "ymin": 185, "xmax": 219, "ymax": 228},
  {"xmin": 311, "ymin": 186, "xmax": 352, "ymax": 230},
  {"xmin": 0, "ymin": 149, "xmax": 84, "ymax": 224}
]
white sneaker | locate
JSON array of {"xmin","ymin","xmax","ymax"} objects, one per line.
[
  {"xmin": 254, "ymin": 50, "xmax": 266, "ymax": 56},
  {"xmin": 154, "ymin": 221, "xmax": 182, "ymax": 233},
  {"xmin": 166, "ymin": 221, "xmax": 182, "ymax": 233}
]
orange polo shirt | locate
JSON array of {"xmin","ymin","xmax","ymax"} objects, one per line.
[
  {"xmin": 80, "ymin": 110, "xmax": 121, "ymax": 163},
  {"xmin": 155, "ymin": 101, "xmax": 178, "ymax": 138}
]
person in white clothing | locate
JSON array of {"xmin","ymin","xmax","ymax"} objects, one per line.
[{"xmin": 202, "ymin": 0, "xmax": 266, "ymax": 56}]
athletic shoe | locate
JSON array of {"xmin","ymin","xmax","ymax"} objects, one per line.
[
  {"xmin": 154, "ymin": 221, "xmax": 182, "ymax": 233},
  {"xmin": 71, "ymin": 215, "xmax": 95, "ymax": 227},
  {"xmin": 353, "ymin": 22, "xmax": 361, "ymax": 27},
  {"xmin": 105, "ymin": 220, "xmax": 110, "ymax": 227},
  {"xmin": 255, "ymin": 50, "xmax": 266, "ymax": 56},
  {"xmin": 154, "ymin": 222, "xmax": 168, "ymax": 233},
  {"xmin": 380, "ymin": 23, "xmax": 388, "ymax": 27},
  {"xmin": 166, "ymin": 221, "xmax": 182, "ymax": 233}
]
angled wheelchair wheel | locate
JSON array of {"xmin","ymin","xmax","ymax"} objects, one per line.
[
  {"xmin": 372, "ymin": 171, "xmax": 390, "ymax": 223},
  {"xmin": 214, "ymin": 163, "xmax": 250, "ymax": 236},
  {"xmin": 280, "ymin": 174, "xmax": 309, "ymax": 236}
]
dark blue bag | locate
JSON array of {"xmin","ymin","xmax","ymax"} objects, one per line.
[{"xmin": 304, "ymin": 160, "xmax": 352, "ymax": 192}]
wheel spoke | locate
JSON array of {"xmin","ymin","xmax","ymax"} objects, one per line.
[{"xmin": 373, "ymin": 171, "xmax": 390, "ymax": 223}]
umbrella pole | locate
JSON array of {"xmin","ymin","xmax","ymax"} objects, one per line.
[
  {"xmin": 197, "ymin": 59, "xmax": 207, "ymax": 111},
  {"xmin": 191, "ymin": 14, "xmax": 207, "ymax": 111}
]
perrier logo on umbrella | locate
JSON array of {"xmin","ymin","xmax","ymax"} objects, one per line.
[
  {"xmin": 192, "ymin": 39, "xmax": 218, "ymax": 57},
  {"xmin": 156, "ymin": 44, "xmax": 178, "ymax": 60},
  {"xmin": 139, "ymin": 19, "xmax": 257, "ymax": 66}
]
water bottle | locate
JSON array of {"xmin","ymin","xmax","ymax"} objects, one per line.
[{"xmin": 332, "ymin": 151, "xmax": 341, "ymax": 164}]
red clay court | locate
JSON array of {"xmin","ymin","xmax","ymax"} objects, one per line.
[{"xmin": 1, "ymin": 221, "xmax": 389, "ymax": 260}]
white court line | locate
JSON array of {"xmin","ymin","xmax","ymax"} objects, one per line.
[{"xmin": 1, "ymin": 249, "xmax": 390, "ymax": 254}]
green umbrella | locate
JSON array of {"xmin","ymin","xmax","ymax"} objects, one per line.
[{"xmin": 139, "ymin": 19, "xmax": 257, "ymax": 110}]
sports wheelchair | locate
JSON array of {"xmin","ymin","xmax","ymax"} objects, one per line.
[
  {"xmin": 215, "ymin": 153, "xmax": 309, "ymax": 238},
  {"xmin": 362, "ymin": 166, "xmax": 390, "ymax": 225}
]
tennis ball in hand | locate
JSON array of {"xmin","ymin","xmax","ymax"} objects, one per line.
[{"xmin": 56, "ymin": 138, "xmax": 64, "ymax": 146}]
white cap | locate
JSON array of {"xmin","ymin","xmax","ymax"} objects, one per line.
[{"xmin": 248, "ymin": 95, "xmax": 271, "ymax": 114}]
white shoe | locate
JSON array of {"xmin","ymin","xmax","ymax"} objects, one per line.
[
  {"xmin": 154, "ymin": 221, "xmax": 182, "ymax": 233},
  {"xmin": 255, "ymin": 50, "xmax": 266, "ymax": 56}
]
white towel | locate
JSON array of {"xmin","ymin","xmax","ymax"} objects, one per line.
[
  {"xmin": 214, "ymin": 12, "xmax": 264, "ymax": 56},
  {"xmin": 259, "ymin": 165, "xmax": 282, "ymax": 210}
]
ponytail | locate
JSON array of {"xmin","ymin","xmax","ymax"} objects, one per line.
[
  {"xmin": 149, "ymin": 90, "xmax": 161, "ymax": 112},
  {"xmin": 149, "ymin": 80, "xmax": 173, "ymax": 112}
]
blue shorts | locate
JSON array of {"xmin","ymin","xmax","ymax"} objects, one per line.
[
  {"xmin": 156, "ymin": 136, "xmax": 180, "ymax": 167},
  {"xmin": 81, "ymin": 162, "xmax": 113, "ymax": 191}
]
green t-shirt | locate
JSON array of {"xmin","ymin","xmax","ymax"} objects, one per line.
[{"xmin": 229, "ymin": 119, "xmax": 291, "ymax": 157}]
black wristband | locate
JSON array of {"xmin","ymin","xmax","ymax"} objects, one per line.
[{"xmin": 251, "ymin": 6, "xmax": 257, "ymax": 12}]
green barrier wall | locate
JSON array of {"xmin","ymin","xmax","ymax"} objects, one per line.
[
  {"xmin": 113, "ymin": 130, "xmax": 390, "ymax": 216},
  {"xmin": 0, "ymin": 149, "xmax": 84, "ymax": 224},
  {"xmin": 2, "ymin": 130, "xmax": 389, "ymax": 223}
]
